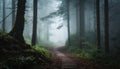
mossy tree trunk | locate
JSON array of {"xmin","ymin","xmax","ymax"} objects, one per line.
[{"xmin": 9, "ymin": 0, "xmax": 26, "ymax": 44}]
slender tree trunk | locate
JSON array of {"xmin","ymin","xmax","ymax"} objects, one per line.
[
  {"xmin": 80, "ymin": 0, "xmax": 85, "ymax": 37},
  {"xmin": 46, "ymin": 23, "xmax": 49, "ymax": 41},
  {"xmin": 9, "ymin": 0, "xmax": 26, "ymax": 44},
  {"xmin": 32, "ymin": 0, "xmax": 38, "ymax": 46},
  {"xmin": 96, "ymin": 0, "xmax": 101, "ymax": 49},
  {"xmin": 104, "ymin": 0, "xmax": 110, "ymax": 53},
  {"xmin": 67, "ymin": 0, "xmax": 71, "ymax": 46},
  {"xmin": 3, "ymin": 0, "xmax": 5, "ymax": 32},
  {"xmin": 88, "ymin": 1, "xmax": 90, "ymax": 32},
  {"xmin": 79, "ymin": 0, "xmax": 85, "ymax": 48},
  {"xmin": 76, "ymin": 3, "xmax": 80, "ymax": 37},
  {"xmin": 12, "ymin": 0, "xmax": 16, "ymax": 27}
]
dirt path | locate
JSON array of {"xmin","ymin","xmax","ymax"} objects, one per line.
[
  {"xmin": 49, "ymin": 48, "xmax": 103, "ymax": 69},
  {"xmin": 55, "ymin": 50, "xmax": 77, "ymax": 69}
]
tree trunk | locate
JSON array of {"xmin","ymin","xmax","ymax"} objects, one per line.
[
  {"xmin": 46, "ymin": 23, "xmax": 49, "ymax": 41},
  {"xmin": 76, "ymin": 3, "xmax": 80, "ymax": 37},
  {"xmin": 12, "ymin": 0, "xmax": 16, "ymax": 27},
  {"xmin": 104, "ymin": 0, "xmax": 110, "ymax": 53},
  {"xmin": 32, "ymin": 0, "xmax": 38, "ymax": 46},
  {"xmin": 96, "ymin": 0, "xmax": 101, "ymax": 49},
  {"xmin": 67, "ymin": 0, "xmax": 71, "ymax": 46},
  {"xmin": 79, "ymin": 0, "xmax": 85, "ymax": 48},
  {"xmin": 9, "ymin": 0, "xmax": 26, "ymax": 44},
  {"xmin": 3, "ymin": 0, "xmax": 5, "ymax": 32}
]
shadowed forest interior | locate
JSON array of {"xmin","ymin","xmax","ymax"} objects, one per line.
[{"xmin": 0, "ymin": 0, "xmax": 120, "ymax": 69}]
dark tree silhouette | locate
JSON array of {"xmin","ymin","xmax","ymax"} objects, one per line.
[
  {"xmin": 12, "ymin": 0, "xmax": 16, "ymax": 27},
  {"xmin": 3, "ymin": 0, "xmax": 5, "ymax": 32},
  {"xmin": 104, "ymin": 0, "xmax": 110, "ymax": 53},
  {"xmin": 9, "ymin": 0, "xmax": 26, "ymax": 44},
  {"xmin": 32, "ymin": 0, "xmax": 38, "ymax": 46},
  {"xmin": 46, "ymin": 23, "xmax": 49, "ymax": 41},
  {"xmin": 96, "ymin": 0, "xmax": 101, "ymax": 49},
  {"xmin": 76, "ymin": 1, "xmax": 80, "ymax": 37},
  {"xmin": 79, "ymin": 0, "xmax": 85, "ymax": 48},
  {"xmin": 67, "ymin": 0, "xmax": 71, "ymax": 46}
]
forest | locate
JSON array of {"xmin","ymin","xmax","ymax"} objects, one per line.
[{"xmin": 0, "ymin": 0, "xmax": 120, "ymax": 69}]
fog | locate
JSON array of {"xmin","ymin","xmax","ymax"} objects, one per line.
[
  {"xmin": 23, "ymin": 0, "xmax": 67, "ymax": 47},
  {"xmin": 0, "ymin": 0, "xmax": 120, "ymax": 52}
]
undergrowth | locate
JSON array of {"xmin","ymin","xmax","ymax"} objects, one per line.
[
  {"xmin": 67, "ymin": 41, "xmax": 97, "ymax": 59},
  {"xmin": 32, "ymin": 46, "xmax": 52, "ymax": 59},
  {"xmin": 66, "ymin": 34, "xmax": 120, "ymax": 69},
  {"xmin": 0, "ymin": 33, "xmax": 52, "ymax": 69},
  {"xmin": 67, "ymin": 41, "xmax": 120, "ymax": 69}
]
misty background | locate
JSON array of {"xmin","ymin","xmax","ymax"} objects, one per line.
[{"xmin": 0, "ymin": 0, "xmax": 120, "ymax": 52}]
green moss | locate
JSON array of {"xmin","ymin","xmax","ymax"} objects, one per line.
[
  {"xmin": 75, "ymin": 51, "xmax": 93, "ymax": 59},
  {"xmin": 32, "ymin": 46, "xmax": 51, "ymax": 59},
  {"xmin": 0, "ymin": 33, "xmax": 51, "ymax": 69}
]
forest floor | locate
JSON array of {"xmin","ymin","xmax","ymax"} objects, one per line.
[
  {"xmin": 48, "ymin": 48, "xmax": 107, "ymax": 69},
  {"xmin": 0, "ymin": 33, "xmax": 51, "ymax": 69},
  {"xmin": 0, "ymin": 33, "xmax": 118, "ymax": 69}
]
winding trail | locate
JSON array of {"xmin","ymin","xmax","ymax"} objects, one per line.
[
  {"xmin": 55, "ymin": 50, "xmax": 77, "ymax": 69},
  {"xmin": 49, "ymin": 48, "xmax": 103, "ymax": 69}
]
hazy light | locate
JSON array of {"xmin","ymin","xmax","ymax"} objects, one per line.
[{"xmin": 50, "ymin": 16, "xmax": 68, "ymax": 47}]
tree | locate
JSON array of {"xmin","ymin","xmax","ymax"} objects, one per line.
[
  {"xmin": 46, "ymin": 23, "xmax": 49, "ymax": 41},
  {"xmin": 9, "ymin": 0, "xmax": 26, "ymax": 44},
  {"xmin": 104, "ymin": 0, "xmax": 110, "ymax": 53},
  {"xmin": 79, "ymin": 0, "xmax": 85, "ymax": 48},
  {"xmin": 96, "ymin": 0, "xmax": 101, "ymax": 49},
  {"xmin": 12, "ymin": 0, "xmax": 16, "ymax": 27},
  {"xmin": 3, "ymin": 0, "xmax": 5, "ymax": 32},
  {"xmin": 76, "ymin": 1, "xmax": 80, "ymax": 37},
  {"xmin": 32, "ymin": 0, "xmax": 38, "ymax": 46},
  {"xmin": 67, "ymin": 0, "xmax": 71, "ymax": 46}
]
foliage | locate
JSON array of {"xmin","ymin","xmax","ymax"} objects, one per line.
[
  {"xmin": 41, "ymin": 0, "xmax": 79, "ymax": 20},
  {"xmin": 32, "ymin": 46, "xmax": 51, "ymax": 59},
  {"xmin": 67, "ymin": 44, "xmax": 120, "ymax": 69},
  {"xmin": 0, "ymin": 53, "xmax": 48, "ymax": 69},
  {"xmin": 66, "ymin": 34, "xmax": 120, "ymax": 69},
  {"xmin": 92, "ymin": 49, "xmax": 120, "ymax": 69},
  {"xmin": 0, "ymin": 33, "xmax": 52, "ymax": 69},
  {"xmin": 0, "ymin": 56, "xmax": 35, "ymax": 69},
  {"xmin": 67, "ymin": 41, "xmax": 97, "ymax": 59}
]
